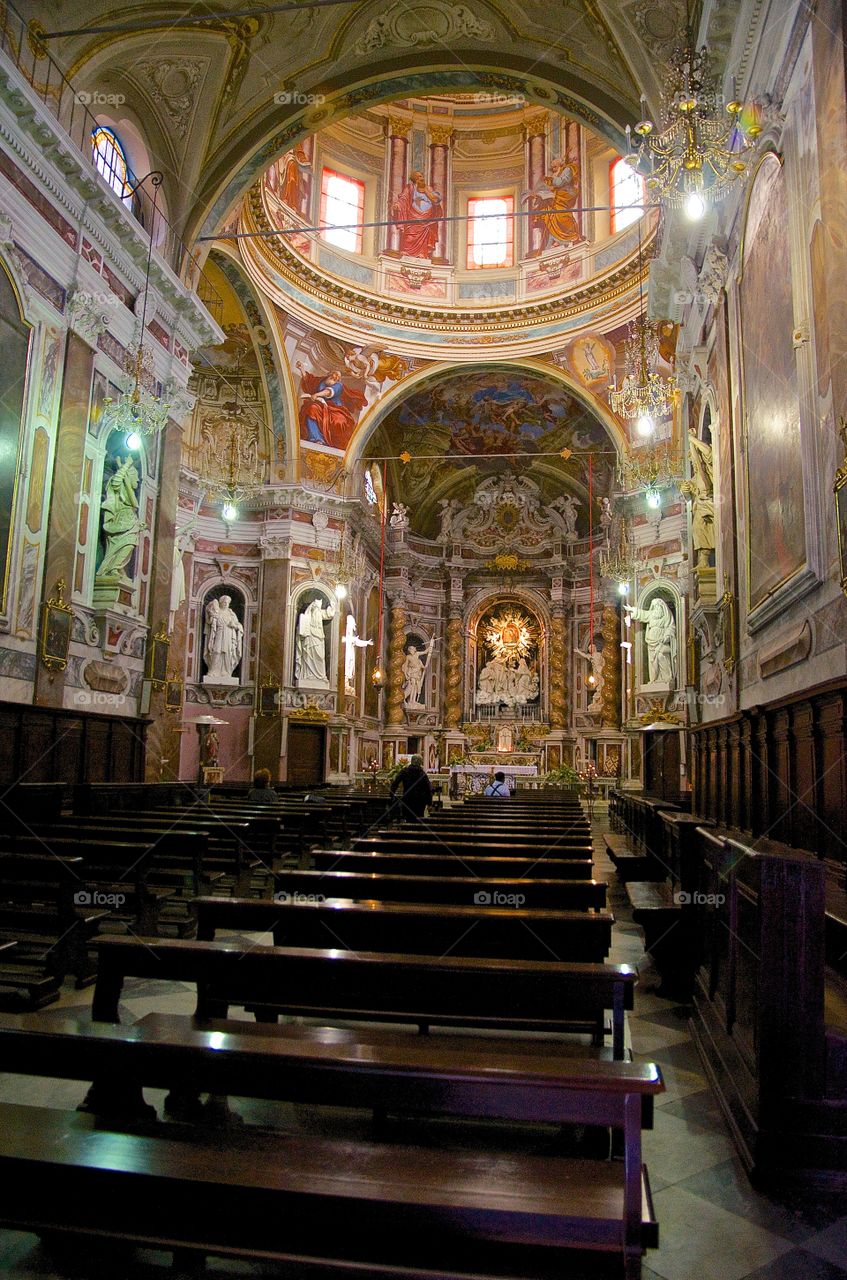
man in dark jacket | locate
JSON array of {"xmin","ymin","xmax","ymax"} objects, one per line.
[{"xmin": 389, "ymin": 754, "xmax": 433, "ymax": 823}]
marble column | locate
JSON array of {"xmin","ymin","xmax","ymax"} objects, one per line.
[
  {"xmin": 428, "ymin": 124, "xmax": 452, "ymax": 264},
  {"xmin": 142, "ymin": 414, "xmax": 188, "ymax": 779},
  {"xmin": 34, "ymin": 331, "xmax": 94, "ymax": 708},
  {"xmin": 600, "ymin": 604, "xmax": 622, "ymax": 729},
  {"xmin": 444, "ymin": 608, "xmax": 464, "ymax": 728},
  {"xmin": 548, "ymin": 607, "xmax": 568, "ymax": 729},
  {"xmin": 386, "ymin": 596, "xmax": 407, "ymax": 726},
  {"xmin": 252, "ymin": 536, "xmax": 292, "ymax": 779},
  {"xmin": 524, "ymin": 113, "xmax": 547, "ymax": 258},
  {"xmin": 385, "ymin": 116, "xmax": 411, "ymax": 256}
]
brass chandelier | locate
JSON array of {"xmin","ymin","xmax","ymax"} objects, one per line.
[
  {"xmin": 625, "ymin": 40, "xmax": 759, "ymax": 219},
  {"xmin": 609, "ymin": 314, "xmax": 680, "ymax": 435}
]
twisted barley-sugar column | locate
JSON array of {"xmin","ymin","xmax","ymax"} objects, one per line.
[
  {"xmin": 549, "ymin": 611, "xmax": 568, "ymax": 729},
  {"xmin": 386, "ymin": 601, "xmax": 408, "ymax": 725},
  {"xmin": 444, "ymin": 611, "xmax": 464, "ymax": 728},
  {"xmin": 601, "ymin": 604, "xmax": 622, "ymax": 728}
]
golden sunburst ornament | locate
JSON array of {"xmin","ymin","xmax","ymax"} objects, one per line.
[{"xmin": 484, "ymin": 609, "xmax": 537, "ymax": 662}]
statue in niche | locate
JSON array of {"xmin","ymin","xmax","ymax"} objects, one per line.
[
  {"xmin": 95, "ymin": 457, "xmax": 144, "ymax": 585},
  {"xmin": 295, "ymin": 596, "xmax": 335, "ymax": 685},
  {"xmin": 552, "ymin": 493, "xmax": 580, "ymax": 540},
  {"xmin": 342, "ymin": 614, "xmax": 372, "ymax": 692},
  {"xmin": 389, "ymin": 502, "xmax": 410, "ymax": 530},
  {"xmin": 624, "ymin": 598, "xmax": 678, "ymax": 685},
  {"xmin": 575, "ymin": 644, "xmax": 604, "ymax": 713},
  {"xmin": 203, "ymin": 595, "xmax": 244, "ymax": 683},
  {"xmin": 403, "ymin": 638, "xmax": 434, "ymax": 708},
  {"xmin": 597, "ymin": 496, "xmax": 613, "ymax": 531},
  {"xmin": 680, "ymin": 431, "xmax": 716, "ymax": 568}
]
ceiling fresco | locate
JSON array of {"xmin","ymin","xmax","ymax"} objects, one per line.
[{"xmin": 364, "ymin": 366, "xmax": 618, "ymax": 536}]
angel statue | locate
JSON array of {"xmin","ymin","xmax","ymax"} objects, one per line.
[
  {"xmin": 403, "ymin": 637, "xmax": 435, "ymax": 708},
  {"xmin": 389, "ymin": 502, "xmax": 410, "ymax": 530}
]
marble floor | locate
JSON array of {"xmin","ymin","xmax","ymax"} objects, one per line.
[{"xmin": 0, "ymin": 814, "xmax": 844, "ymax": 1279}]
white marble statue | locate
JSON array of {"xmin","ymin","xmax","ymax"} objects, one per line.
[
  {"xmin": 552, "ymin": 493, "xmax": 580, "ymax": 540},
  {"xmin": 295, "ymin": 596, "xmax": 335, "ymax": 685},
  {"xmin": 680, "ymin": 431, "xmax": 716, "ymax": 568},
  {"xmin": 168, "ymin": 522, "xmax": 196, "ymax": 625},
  {"xmin": 95, "ymin": 457, "xmax": 144, "ymax": 584},
  {"xmin": 203, "ymin": 595, "xmax": 244, "ymax": 683},
  {"xmin": 598, "ymin": 496, "xmax": 613, "ymax": 530},
  {"xmin": 477, "ymin": 655, "xmax": 538, "ymax": 706},
  {"xmin": 389, "ymin": 502, "xmax": 410, "ymax": 530},
  {"xmin": 575, "ymin": 645, "xmax": 604, "ymax": 712},
  {"xmin": 402, "ymin": 638, "xmax": 434, "ymax": 707},
  {"xmin": 625, "ymin": 598, "xmax": 678, "ymax": 684},
  {"xmin": 437, "ymin": 498, "xmax": 459, "ymax": 542},
  {"xmin": 342, "ymin": 614, "xmax": 372, "ymax": 691}
]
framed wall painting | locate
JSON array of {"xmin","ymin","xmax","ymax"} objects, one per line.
[
  {"xmin": 40, "ymin": 578, "xmax": 73, "ymax": 672},
  {"xmin": 738, "ymin": 152, "xmax": 816, "ymax": 626}
]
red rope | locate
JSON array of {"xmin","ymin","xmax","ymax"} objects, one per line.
[
  {"xmin": 588, "ymin": 456, "xmax": 594, "ymax": 647},
  {"xmin": 376, "ymin": 486, "xmax": 387, "ymax": 659}
]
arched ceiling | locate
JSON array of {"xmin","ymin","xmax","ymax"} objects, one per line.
[
  {"xmin": 363, "ymin": 364, "xmax": 619, "ymax": 536},
  {"xmin": 28, "ymin": 0, "xmax": 692, "ymax": 243}
]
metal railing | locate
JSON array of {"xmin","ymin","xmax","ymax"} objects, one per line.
[{"xmin": 0, "ymin": 1, "xmax": 222, "ymax": 323}]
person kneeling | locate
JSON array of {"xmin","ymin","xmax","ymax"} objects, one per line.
[{"xmin": 484, "ymin": 770, "xmax": 510, "ymax": 798}]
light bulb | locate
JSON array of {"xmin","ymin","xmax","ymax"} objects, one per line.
[
  {"xmin": 636, "ymin": 414, "xmax": 655, "ymax": 437},
  {"xmin": 618, "ymin": 581, "xmax": 630, "ymax": 596},
  {"xmin": 334, "ymin": 582, "xmax": 348, "ymax": 600},
  {"xmin": 587, "ymin": 674, "xmax": 596, "ymax": 687},
  {"xmin": 646, "ymin": 488, "xmax": 662, "ymax": 509},
  {"xmin": 125, "ymin": 431, "xmax": 142, "ymax": 450},
  {"xmin": 222, "ymin": 502, "xmax": 238, "ymax": 522},
  {"xmin": 685, "ymin": 190, "xmax": 706, "ymax": 221}
]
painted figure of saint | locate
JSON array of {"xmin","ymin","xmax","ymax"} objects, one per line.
[
  {"xmin": 279, "ymin": 145, "xmax": 311, "ymax": 214},
  {"xmin": 391, "ymin": 170, "xmax": 443, "ymax": 260},
  {"xmin": 523, "ymin": 158, "xmax": 581, "ymax": 249},
  {"xmin": 296, "ymin": 362, "xmax": 367, "ymax": 450}
]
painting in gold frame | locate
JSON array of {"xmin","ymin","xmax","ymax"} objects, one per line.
[
  {"xmin": 145, "ymin": 624, "xmax": 170, "ymax": 690},
  {"xmin": 40, "ymin": 578, "xmax": 73, "ymax": 672},
  {"xmin": 739, "ymin": 153, "xmax": 807, "ymax": 612}
]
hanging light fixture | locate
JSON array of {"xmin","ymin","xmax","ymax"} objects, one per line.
[
  {"xmin": 197, "ymin": 374, "xmax": 265, "ymax": 521},
  {"xmin": 600, "ymin": 521, "xmax": 641, "ymax": 593},
  {"xmin": 608, "ymin": 225, "xmax": 679, "ymax": 430},
  {"xmin": 624, "ymin": 34, "xmax": 759, "ymax": 217},
  {"xmin": 101, "ymin": 172, "xmax": 173, "ymax": 438}
]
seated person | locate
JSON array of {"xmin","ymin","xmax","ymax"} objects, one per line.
[
  {"xmin": 483, "ymin": 770, "xmax": 511, "ymax": 798},
  {"xmin": 247, "ymin": 768, "xmax": 280, "ymax": 804},
  {"xmin": 389, "ymin": 754, "xmax": 433, "ymax": 823}
]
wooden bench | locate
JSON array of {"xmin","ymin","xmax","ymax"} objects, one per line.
[
  {"xmin": 91, "ymin": 935, "xmax": 638, "ymax": 1054},
  {"xmin": 602, "ymin": 833, "xmax": 662, "ymax": 882},
  {"xmin": 0, "ymin": 852, "xmax": 109, "ymax": 987},
  {"xmin": 0, "ymin": 937, "xmax": 61, "ymax": 1010},
  {"xmin": 312, "ymin": 849, "xmax": 595, "ymax": 880},
  {"xmin": 0, "ymin": 1014, "xmax": 662, "ymax": 1278},
  {"xmin": 353, "ymin": 834, "xmax": 594, "ymax": 857},
  {"xmin": 273, "ymin": 868, "xmax": 608, "ymax": 910},
  {"xmin": 194, "ymin": 894, "xmax": 614, "ymax": 962}
]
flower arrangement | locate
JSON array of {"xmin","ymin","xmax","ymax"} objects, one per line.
[{"xmin": 543, "ymin": 764, "xmax": 583, "ymax": 788}]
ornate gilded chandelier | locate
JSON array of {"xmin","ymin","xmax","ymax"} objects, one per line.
[
  {"xmin": 625, "ymin": 40, "xmax": 759, "ymax": 219},
  {"xmin": 609, "ymin": 314, "xmax": 680, "ymax": 436},
  {"xmin": 599, "ymin": 522, "xmax": 641, "ymax": 595}
]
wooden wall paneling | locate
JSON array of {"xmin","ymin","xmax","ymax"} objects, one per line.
[
  {"xmin": 753, "ymin": 713, "xmax": 770, "ymax": 837},
  {"xmin": 790, "ymin": 701, "xmax": 817, "ymax": 852},
  {"xmin": 740, "ymin": 718, "xmax": 753, "ymax": 834},
  {"xmin": 816, "ymin": 692, "xmax": 847, "ymax": 863},
  {"xmin": 769, "ymin": 710, "xmax": 792, "ymax": 844}
]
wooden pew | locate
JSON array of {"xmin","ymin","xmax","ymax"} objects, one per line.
[
  {"xmin": 91, "ymin": 935, "xmax": 638, "ymax": 1055},
  {"xmin": 0, "ymin": 852, "xmax": 109, "ymax": 987},
  {"xmin": 273, "ymin": 868, "xmax": 608, "ymax": 910},
  {"xmin": 0, "ymin": 836, "xmax": 172, "ymax": 937},
  {"xmin": 312, "ymin": 849, "xmax": 595, "ymax": 879},
  {"xmin": 352, "ymin": 834, "xmax": 593, "ymax": 856},
  {"xmin": 194, "ymin": 894, "xmax": 614, "ymax": 962},
  {"xmin": 0, "ymin": 1014, "xmax": 663, "ymax": 1278}
]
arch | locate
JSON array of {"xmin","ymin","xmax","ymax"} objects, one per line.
[
  {"xmin": 465, "ymin": 587, "xmax": 550, "ymax": 723},
  {"xmin": 204, "ymin": 246, "xmax": 295, "ymax": 473},
  {"xmin": 346, "ymin": 356, "xmax": 628, "ymax": 467},
  {"xmin": 0, "ymin": 253, "xmax": 33, "ymax": 618}
]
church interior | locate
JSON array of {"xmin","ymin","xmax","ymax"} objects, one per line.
[{"xmin": 0, "ymin": 0, "xmax": 845, "ymax": 1275}]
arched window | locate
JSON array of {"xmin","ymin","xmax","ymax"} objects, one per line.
[
  {"xmin": 467, "ymin": 196, "xmax": 514, "ymax": 269},
  {"xmin": 609, "ymin": 159, "xmax": 645, "ymax": 233},
  {"xmin": 364, "ymin": 468, "xmax": 378, "ymax": 506},
  {"xmin": 91, "ymin": 126, "xmax": 132, "ymax": 202}
]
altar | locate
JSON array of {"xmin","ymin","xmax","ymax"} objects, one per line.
[{"xmin": 449, "ymin": 763, "xmax": 538, "ymax": 796}]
